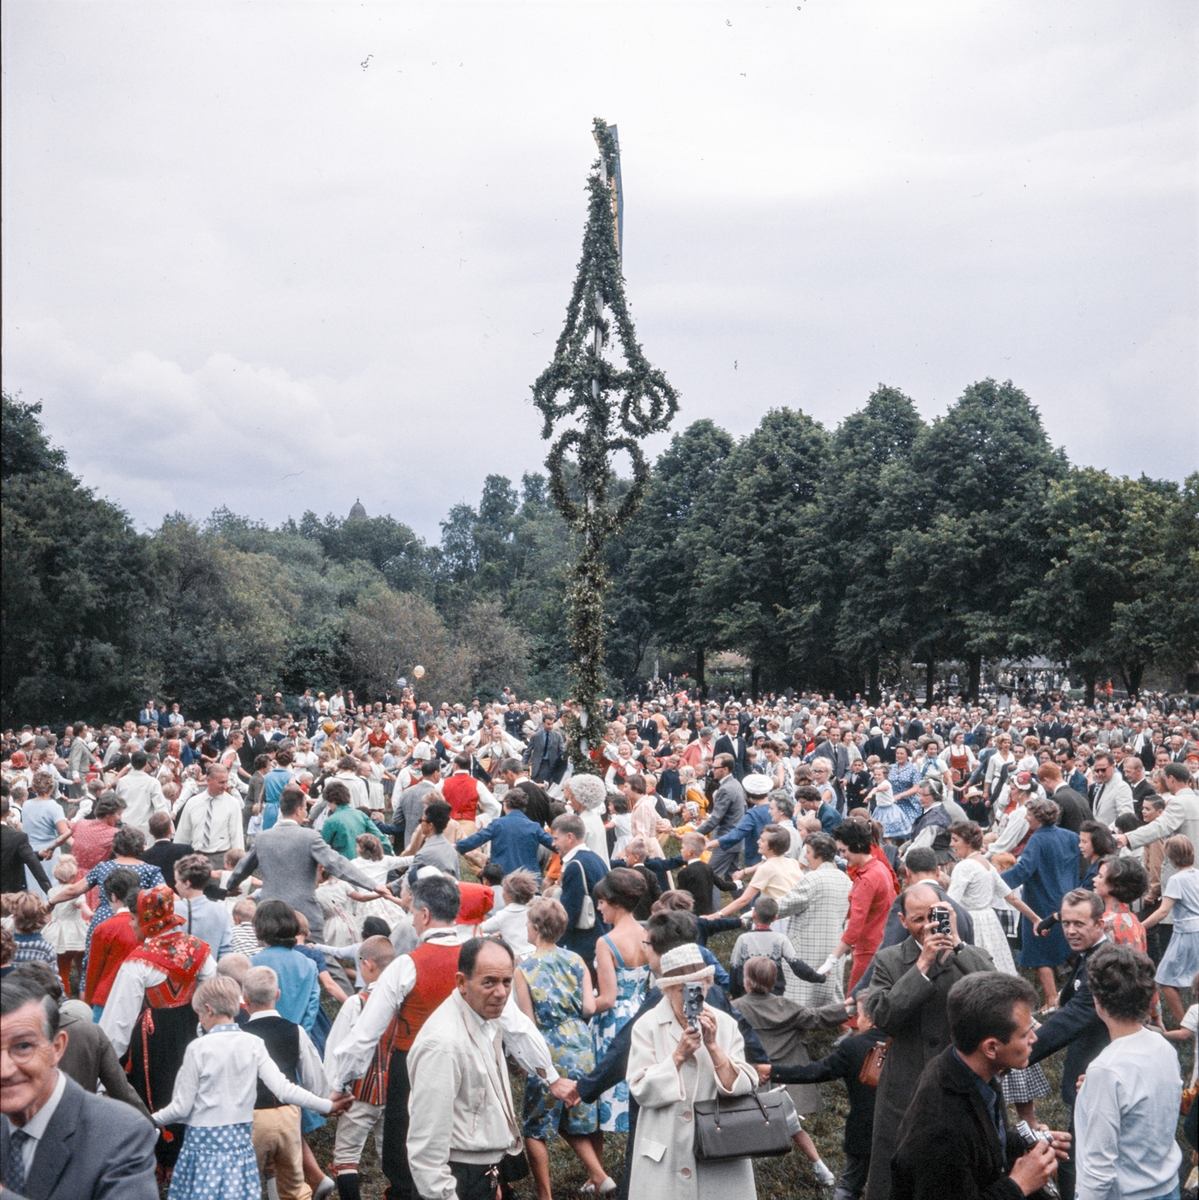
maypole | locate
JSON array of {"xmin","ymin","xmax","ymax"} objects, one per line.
[{"xmin": 531, "ymin": 119, "xmax": 679, "ymax": 773}]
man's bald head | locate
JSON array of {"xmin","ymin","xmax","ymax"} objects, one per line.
[{"xmin": 901, "ymin": 882, "xmax": 941, "ymax": 918}]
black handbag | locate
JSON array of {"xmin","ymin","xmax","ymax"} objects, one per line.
[{"xmin": 692, "ymin": 1089, "xmax": 793, "ymax": 1161}]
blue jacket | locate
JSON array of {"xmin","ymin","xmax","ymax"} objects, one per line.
[
  {"xmin": 716, "ymin": 802, "xmax": 773, "ymax": 867},
  {"xmin": 1000, "ymin": 823, "xmax": 1080, "ymax": 968},
  {"xmin": 456, "ymin": 810, "xmax": 554, "ymax": 877},
  {"xmin": 816, "ymin": 801, "xmax": 842, "ymax": 835},
  {"xmin": 556, "ymin": 847, "xmax": 610, "ymax": 962}
]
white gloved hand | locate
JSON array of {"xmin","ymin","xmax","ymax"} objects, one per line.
[{"xmin": 816, "ymin": 956, "xmax": 838, "ymax": 978}]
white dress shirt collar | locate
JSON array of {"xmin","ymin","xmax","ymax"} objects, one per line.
[
  {"xmin": 11, "ymin": 1068, "xmax": 67, "ymax": 1175},
  {"xmin": 248, "ymin": 1009, "xmax": 280, "ymax": 1021}
]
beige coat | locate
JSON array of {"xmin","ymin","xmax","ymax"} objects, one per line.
[{"xmin": 627, "ymin": 996, "xmax": 758, "ymax": 1200}]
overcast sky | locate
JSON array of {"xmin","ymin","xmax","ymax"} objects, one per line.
[{"xmin": 3, "ymin": 2, "xmax": 1195, "ymax": 541}]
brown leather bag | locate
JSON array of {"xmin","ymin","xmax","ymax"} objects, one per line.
[{"xmin": 858, "ymin": 1038, "xmax": 892, "ymax": 1087}]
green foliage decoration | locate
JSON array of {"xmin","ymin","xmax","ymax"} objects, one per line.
[{"xmin": 531, "ymin": 118, "xmax": 679, "ymax": 768}]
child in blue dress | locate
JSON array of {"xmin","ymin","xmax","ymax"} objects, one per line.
[{"xmin": 152, "ymin": 976, "xmax": 344, "ymax": 1200}]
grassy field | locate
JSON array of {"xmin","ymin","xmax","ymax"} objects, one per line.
[{"xmin": 301, "ymin": 842, "xmax": 1197, "ymax": 1198}]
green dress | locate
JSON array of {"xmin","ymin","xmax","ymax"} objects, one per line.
[{"xmin": 518, "ymin": 947, "xmax": 599, "ymax": 1139}]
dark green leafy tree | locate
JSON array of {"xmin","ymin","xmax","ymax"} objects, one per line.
[
  {"xmin": 1, "ymin": 394, "xmax": 160, "ymax": 724},
  {"xmin": 1020, "ymin": 469, "xmax": 1199, "ymax": 700},
  {"xmin": 880, "ymin": 379, "xmax": 1068, "ymax": 700},
  {"xmin": 622, "ymin": 419, "xmax": 736, "ymax": 693},
  {"xmin": 702, "ymin": 407, "xmax": 829, "ymax": 693},
  {"xmin": 803, "ymin": 386, "xmax": 925, "ymax": 700},
  {"xmin": 531, "ymin": 119, "xmax": 679, "ymax": 767}
]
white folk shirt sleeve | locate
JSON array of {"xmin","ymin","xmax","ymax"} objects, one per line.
[
  {"xmin": 329, "ymin": 954, "xmax": 417, "ymax": 1091},
  {"xmin": 297, "ymin": 1025, "xmax": 328, "ymax": 1094},
  {"xmin": 499, "ymin": 987, "xmax": 557, "ymax": 1082},
  {"xmin": 100, "ymin": 955, "xmax": 218, "ymax": 1057},
  {"xmin": 476, "ymin": 783, "xmax": 501, "ymax": 826}
]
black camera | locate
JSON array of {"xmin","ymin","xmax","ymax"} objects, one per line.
[
  {"xmin": 682, "ymin": 982, "xmax": 705, "ymax": 1028},
  {"xmin": 929, "ymin": 905, "xmax": 952, "ymax": 937}
]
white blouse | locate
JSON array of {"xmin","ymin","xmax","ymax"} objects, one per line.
[{"xmin": 153, "ymin": 1025, "xmax": 332, "ymax": 1127}]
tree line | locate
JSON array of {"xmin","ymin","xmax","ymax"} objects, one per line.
[{"xmin": 3, "ymin": 381, "xmax": 1196, "ymax": 726}]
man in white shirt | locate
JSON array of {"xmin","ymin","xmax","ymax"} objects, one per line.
[
  {"xmin": 114, "ymin": 751, "xmax": 170, "ymax": 836},
  {"xmin": 328, "ymin": 876, "xmax": 566, "ymax": 1199},
  {"xmin": 405, "ymin": 938, "xmax": 532, "ymax": 1200},
  {"xmin": 173, "ymin": 764, "xmax": 245, "ymax": 871}
]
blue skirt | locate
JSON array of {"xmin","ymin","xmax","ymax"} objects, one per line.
[
  {"xmin": 168, "ymin": 1123, "xmax": 259, "ymax": 1200},
  {"xmin": 1156, "ymin": 928, "xmax": 1199, "ymax": 988}
]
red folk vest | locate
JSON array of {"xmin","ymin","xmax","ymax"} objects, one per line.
[
  {"xmin": 442, "ymin": 773, "xmax": 481, "ymax": 822},
  {"xmin": 394, "ymin": 940, "xmax": 461, "ymax": 1052}
]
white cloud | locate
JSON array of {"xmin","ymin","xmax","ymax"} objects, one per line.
[{"xmin": 2, "ymin": 0, "xmax": 1195, "ymax": 538}]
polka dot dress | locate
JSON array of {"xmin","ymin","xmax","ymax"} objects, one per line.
[{"xmin": 167, "ymin": 1123, "xmax": 260, "ymax": 1200}]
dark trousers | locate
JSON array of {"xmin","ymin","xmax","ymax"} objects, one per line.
[
  {"xmin": 1056, "ymin": 1104, "xmax": 1076, "ymax": 1200},
  {"xmin": 382, "ymin": 1049, "xmax": 413, "ymax": 1200},
  {"xmin": 427, "ymin": 1161, "xmax": 499, "ymax": 1200},
  {"xmin": 833, "ymin": 1152, "xmax": 870, "ymax": 1200}
]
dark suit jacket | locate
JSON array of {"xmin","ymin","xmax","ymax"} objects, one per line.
[
  {"xmin": 526, "ymin": 729, "xmax": 567, "ymax": 784},
  {"xmin": 713, "ymin": 733, "xmax": 750, "ymax": 779},
  {"xmin": 1052, "ymin": 784, "xmax": 1091, "ymax": 834},
  {"xmin": 890, "ymin": 1046, "xmax": 1023, "ymax": 1200},
  {"xmin": 140, "ymin": 839, "xmax": 193, "ymax": 889},
  {"xmin": 1, "ymin": 825, "xmax": 52, "ymax": 894},
  {"xmin": 1026, "ymin": 938, "xmax": 1109, "ymax": 1104},
  {"xmin": 556, "ymin": 847, "xmax": 609, "ymax": 961},
  {"xmin": 0, "ymin": 1073, "xmax": 158, "ymax": 1200},
  {"xmin": 863, "ymin": 733, "xmax": 901, "ymax": 764}
]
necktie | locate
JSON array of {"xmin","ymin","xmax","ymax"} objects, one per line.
[
  {"xmin": 201, "ymin": 797, "xmax": 215, "ymax": 850},
  {"xmin": 6, "ymin": 1128, "xmax": 30, "ymax": 1193}
]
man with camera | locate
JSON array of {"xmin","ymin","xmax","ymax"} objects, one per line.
[
  {"xmin": 862, "ymin": 884, "xmax": 995, "ymax": 1200},
  {"xmin": 890, "ymin": 973, "xmax": 1069, "ymax": 1198}
]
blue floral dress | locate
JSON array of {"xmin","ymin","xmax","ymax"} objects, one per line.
[
  {"xmin": 888, "ymin": 761, "xmax": 923, "ymax": 834},
  {"xmin": 591, "ymin": 934, "xmax": 649, "ymax": 1132},
  {"xmin": 518, "ymin": 947, "xmax": 599, "ymax": 1140}
]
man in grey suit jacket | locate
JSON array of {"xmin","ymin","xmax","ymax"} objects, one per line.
[
  {"xmin": 224, "ymin": 786, "xmax": 382, "ymax": 938},
  {"xmin": 1, "ymin": 978, "xmax": 157, "ymax": 1199},
  {"xmin": 525, "ymin": 714, "xmax": 567, "ymax": 785},
  {"xmin": 66, "ymin": 724, "xmax": 92, "ymax": 801},
  {"xmin": 695, "ymin": 753, "xmax": 747, "ymax": 879},
  {"xmin": 1089, "ymin": 748, "xmax": 1134, "ymax": 826}
]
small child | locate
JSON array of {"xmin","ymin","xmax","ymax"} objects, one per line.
[
  {"xmin": 766, "ymin": 996, "xmax": 884, "ymax": 1199},
  {"xmin": 480, "ymin": 869, "xmax": 538, "ymax": 960},
  {"xmin": 866, "ymin": 764, "xmax": 907, "ymax": 840},
  {"xmin": 607, "ymin": 793, "xmax": 633, "ymax": 858},
  {"xmin": 229, "ymin": 897, "xmax": 261, "ymax": 958},
  {"xmin": 728, "ymin": 897, "xmax": 827, "ymax": 997},
  {"xmin": 152, "ymin": 976, "xmax": 338, "ymax": 1200},
  {"xmin": 324, "ymin": 936, "xmax": 397, "ymax": 1200},
  {"xmin": 220, "ymin": 848, "xmax": 254, "ymax": 911},
  {"xmin": 10, "ymin": 892, "xmax": 56, "ymax": 967},
  {"xmin": 479, "ymin": 861, "xmax": 506, "ymax": 909},
  {"xmin": 672, "ymin": 831, "xmax": 738, "ymax": 916},
  {"xmin": 44, "ymin": 855, "xmax": 91, "ymax": 995}
]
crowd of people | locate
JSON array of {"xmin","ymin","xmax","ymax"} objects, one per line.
[{"xmin": 2, "ymin": 683, "xmax": 1199, "ymax": 1200}]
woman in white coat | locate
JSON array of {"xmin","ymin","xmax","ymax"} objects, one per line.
[{"xmin": 627, "ymin": 944, "xmax": 759, "ymax": 1200}]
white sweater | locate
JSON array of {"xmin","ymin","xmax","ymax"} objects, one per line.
[{"xmin": 406, "ymin": 991, "xmax": 522, "ymax": 1200}]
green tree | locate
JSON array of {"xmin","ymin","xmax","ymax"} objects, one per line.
[
  {"xmin": 622, "ymin": 419, "xmax": 735, "ymax": 693},
  {"xmin": 1, "ymin": 394, "xmax": 159, "ymax": 724},
  {"xmin": 1021, "ymin": 469, "xmax": 1199, "ymax": 699},
  {"xmin": 880, "ymin": 379, "xmax": 1068, "ymax": 700},
  {"xmin": 702, "ymin": 407, "xmax": 829, "ymax": 693},
  {"xmin": 796, "ymin": 386, "xmax": 925, "ymax": 700}
]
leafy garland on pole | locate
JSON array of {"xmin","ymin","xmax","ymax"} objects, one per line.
[{"xmin": 532, "ymin": 118, "xmax": 679, "ymax": 773}]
